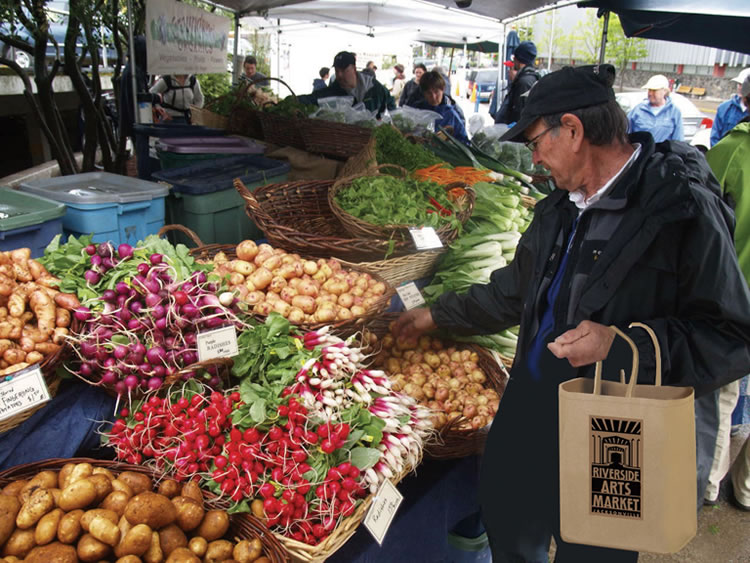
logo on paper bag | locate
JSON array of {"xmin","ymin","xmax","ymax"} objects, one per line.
[{"xmin": 590, "ymin": 416, "xmax": 642, "ymax": 519}]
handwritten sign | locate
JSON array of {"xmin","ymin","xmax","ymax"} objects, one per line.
[
  {"xmin": 197, "ymin": 325, "xmax": 239, "ymax": 362},
  {"xmin": 396, "ymin": 282, "xmax": 426, "ymax": 311},
  {"xmin": 409, "ymin": 227, "xmax": 443, "ymax": 250},
  {"xmin": 364, "ymin": 479, "xmax": 403, "ymax": 545},
  {"xmin": 0, "ymin": 365, "xmax": 50, "ymax": 422}
]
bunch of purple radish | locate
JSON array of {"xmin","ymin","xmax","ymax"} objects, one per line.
[{"xmin": 72, "ymin": 248, "xmax": 246, "ymax": 395}]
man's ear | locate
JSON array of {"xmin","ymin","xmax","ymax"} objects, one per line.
[{"xmin": 560, "ymin": 113, "xmax": 584, "ymax": 150}]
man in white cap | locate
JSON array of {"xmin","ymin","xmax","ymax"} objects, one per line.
[
  {"xmin": 627, "ymin": 74, "xmax": 683, "ymax": 142},
  {"xmin": 711, "ymin": 68, "xmax": 750, "ymax": 147}
]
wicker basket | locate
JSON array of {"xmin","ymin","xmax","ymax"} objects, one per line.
[
  {"xmin": 362, "ymin": 314, "xmax": 509, "ymax": 460},
  {"xmin": 229, "ymin": 106, "xmax": 264, "ymax": 139},
  {"xmin": 237, "ymin": 179, "xmax": 447, "ymax": 285},
  {"xmin": 300, "ymin": 120, "xmax": 373, "ymax": 160},
  {"xmin": 0, "ymin": 457, "xmax": 289, "ymax": 563},
  {"xmin": 0, "ymin": 320, "xmax": 78, "ymax": 435},
  {"xmin": 190, "ymin": 105, "xmax": 229, "ymax": 129},
  {"xmin": 258, "ymin": 112, "xmax": 307, "ymax": 150},
  {"xmin": 329, "ymin": 164, "xmax": 475, "ymax": 245},
  {"xmin": 338, "ymin": 134, "xmax": 377, "ymax": 178}
]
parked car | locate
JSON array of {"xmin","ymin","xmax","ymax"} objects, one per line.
[
  {"xmin": 615, "ymin": 91, "xmax": 713, "ymax": 148},
  {"xmin": 466, "ymin": 68, "xmax": 500, "ymax": 102}
]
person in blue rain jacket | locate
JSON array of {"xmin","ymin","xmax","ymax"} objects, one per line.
[
  {"xmin": 412, "ymin": 70, "xmax": 468, "ymax": 144},
  {"xmin": 711, "ymin": 68, "xmax": 750, "ymax": 147},
  {"xmin": 627, "ymin": 74, "xmax": 683, "ymax": 142}
]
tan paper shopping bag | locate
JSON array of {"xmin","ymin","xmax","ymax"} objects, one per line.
[{"xmin": 559, "ymin": 323, "xmax": 696, "ymax": 553}]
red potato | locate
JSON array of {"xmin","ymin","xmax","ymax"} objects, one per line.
[{"xmin": 291, "ymin": 295, "xmax": 315, "ymax": 314}]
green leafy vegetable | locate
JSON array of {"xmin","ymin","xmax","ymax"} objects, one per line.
[{"xmin": 374, "ymin": 125, "xmax": 444, "ymax": 171}]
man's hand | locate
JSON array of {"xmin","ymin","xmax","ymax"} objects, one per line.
[
  {"xmin": 391, "ymin": 307, "xmax": 437, "ymax": 340},
  {"xmin": 547, "ymin": 320, "xmax": 615, "ymax": 368}
]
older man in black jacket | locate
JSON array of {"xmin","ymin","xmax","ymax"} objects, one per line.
[
  {"xmin": 394, "ymin": 64, "xmax": 750, "ymax": 562},
  {"xmin": 495, "ymin": 41, "xmax": 540, "ymax": 125}
]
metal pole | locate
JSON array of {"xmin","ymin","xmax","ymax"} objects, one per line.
[
  {"xmin": 598, "ymin": 10, "xmax": 610, "ymax": 65},
  {"xmin": 276, "ymin": 19, "xmax": 281, "ymax": 97},
  {"xmin": 126, "ymin": 0, "xmax": 138, "ymax": 124},
  {"xmin": 547, "ymin": 8, "xmax": 555, "ymax": 72},
  {"xmin": 233, "ymin": 13, "xmax": 240, "ymax": 83}
]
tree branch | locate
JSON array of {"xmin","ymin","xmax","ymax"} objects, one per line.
[{"xmin": 0, "ymin": 32, "xmax": 34, "ymax": 54}]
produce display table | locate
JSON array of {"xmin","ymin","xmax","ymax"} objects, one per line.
[{"xmin": 329, "ymin": 455, "xmax": 491, "ymax": 563}]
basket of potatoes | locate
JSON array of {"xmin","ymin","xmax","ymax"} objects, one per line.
[{"xmin": 0, "ymin": 458, "xmax": 288, "ymax": 563}]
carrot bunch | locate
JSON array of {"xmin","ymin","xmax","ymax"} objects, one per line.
[{"xmin": 414, "ymin": 164, "xmax": 493, "ymax": 186}]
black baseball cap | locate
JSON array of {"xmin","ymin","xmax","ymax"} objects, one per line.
[
  {"xmin": 500, "ymin": 64, "xmax": 617, "ymax": 142},
  {"xmin": 333, "ymin": 51, "xmax": 356, "ymax": 69}
]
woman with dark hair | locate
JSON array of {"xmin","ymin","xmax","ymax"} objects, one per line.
[
  {"xmin": 413, "ymin": 70, "xmax": 468, "ymax": 143},
  {"xmin": 399, "ymin": 63, "xmax": 427, "ymax": 107},
  {"xmin": 391, "ymin": 63, "xmax": 406, "ymax": 101}
]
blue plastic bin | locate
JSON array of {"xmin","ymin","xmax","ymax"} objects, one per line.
[
  {"xmin": 0, "ymin": 187, "xmax": 66, "ymax": 257},
  {"xmin": 18, "ymin": 173, "xmax": 169, "ymax": 247},
  {"xmin": 152, "ymin": 155, "xmax": 290, "ymax": 246},
  {"xmin": 133, "ymin": 123, "xmax": 226, "ymax": 181}
]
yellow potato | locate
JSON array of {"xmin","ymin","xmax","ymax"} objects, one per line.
[
  {"xmin": 20, "ymin": 471, "xmax": 57, "ymax": 497},
  {"xmin": 142, "ymin": 530, "xmax": 163, "ymax": 563},
  {"xmin": 22, "ymin": 542, "xmax": 77, "ymax": 563},
  {"xmin": 34, "ymin": 508, "xmax": 63, "ymax": 545},
  {"xmin": 178, "ymin": 482, "xmax": 203, "ymax": 509},
  {"xmin": 115, "ymin": 524, "xmax": 152, "ymax": 558},
  {"xmin": 48, "ymin": 488, "xmax": 61, "ymax": 507},
  {"xmin": 233, "ymin": 538, "xmax": 263, "ymax": 563},
  {"xmin": 124, "ymin": 492, "xmax": 177, "ymax": 529},
  {"xmin": 111, "ymin": 479, "xmax": 135, "ymax": 498},
  {"xmin": 81, "ymin": 508, "xmax": 119, "ymax": 531},
  {"xmin": 67, "ymin": 463, "xmax": 94, "ymax": 486},
  {"xmin": 2, "ymin": 528, "xmax": 35, "ymax": 558},
  {"xmin": 101, "ymin": 491, "xmax": 131, "ymax": 517},
  {"xmin": 171, "ymin": 496, "xmax": 204, "ymax": 532},
  {"xmin": 204, "ymin": 539, "xmax": 233, "ymax": 563},
  {"xmin": 58, "ymin": 463, "xmax": 75, "ymax": 489},
  {"xmin": 195, "ymin": 510, "xmax": 229, "ymax": 542},
  {"xmin": 57, "ymin": 509, "xmax": 84, "ymax": 544},
  {"xmin": 116, "ymin": 556, "xmax": 143, "ymax": 563},
  {"xmin": 92, "ymin": 467, "xmax": 116, "ymax": 481},
  {"xmin": 0, "ymin": 494, "xmax": 21, "ymax": 546},
  {"xmin": 89, "ymin": 515, "xmax": 121, "ymax": 547},
  {"xmin": 157, "ymin": 479, "xmax": 181, "ymax": 499},
  {"xmin": 116, "ymin": 515, "xmax": 133, "ymax": 549},
  {"xmin": 76, "ymin": 532, "xmax": 111, "ymax": 562},
  {"xmin": 254, "ymin": 557, "xmax": 271, "ymax": 563},
  {"xmin": 2, "ymin": 480, "xmax": 27, "ymax": 498},
  {"xmin": 16, "ymin": 488, "xmax": 54, "ymax": 529},
  {"xmin": 59, "ymin": 478, "xmax": 97, "ymax": 511},
  {"xmin": 187, "ymin": 536, "xmax": 207, "ymax": 558},
  {"xmin": 157, "ymin": 524, "xmax": 187, "ymax": 556},
  {"xmin": 118, "ymin": 472, "xmax": 153, "ymax": 495},
  {"xmin": 88, "ymin": 473, "xmax": 114, "ymax": 503},
  {"xmin": 164, "ymin": 547, "xmax": 200, "ymax": 563}
]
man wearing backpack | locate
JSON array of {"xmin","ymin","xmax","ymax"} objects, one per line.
[
  {"xmin": 149, "ymin": 74, "xmax": 204, "ymax": 123},
  {"xmin": 494, "ymin": 41, "xmax": 539, "ymax": 126}
]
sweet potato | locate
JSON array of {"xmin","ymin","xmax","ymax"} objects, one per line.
[{"xmin": 54, "ymin": 293, "xmax": 81, "ymax": 311}]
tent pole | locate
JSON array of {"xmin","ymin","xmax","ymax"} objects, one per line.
[
  {"xmin": 449, "ymin": 47, "xmax": 455, "ymax": 75},
  {"xmin": 277, "ymin": 19, "xmax": 281, "ymax": 97},
  {"xmin": 547, "ymin": 8, "xmax": 555, "ymax": 71},
  {"xmin": 598, "ymin": 10, "xmax": 610, "ymax": 64},
  {"xmin": 233, "ymin": 13, "xmax": 240, "ymax": 83},
  {"xmin": 126, "ymin": 0, "xmax": 138, "ymax": 124}
]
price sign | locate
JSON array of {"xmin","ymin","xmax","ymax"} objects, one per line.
[
  {"xmin": 409, "ymin": 227, "xmax": 443, "ymax": 250},
  {"xmin": 197, "ymin": 325, "xmax": 239, "ymax": 362},
  {"xmin": 396, "ymin": 282, "xmax": 426, "ymax": 311},
  {"xmin": 0, "ymin": 365, "xmax": 50, "ymax": 423},
  {"xmin": 363, "ymin": 479, "xmax": 404, "ymax": 545}
]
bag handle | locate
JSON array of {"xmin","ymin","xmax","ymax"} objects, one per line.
[
  {"xmin": 593, "ymin": 326, "xmax": 640, "ymax": 398},
  {"xmin": 628, "ymin": 321, "xmax": 662, "ymax": 387}
]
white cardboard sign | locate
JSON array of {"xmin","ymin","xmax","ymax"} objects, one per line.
[
  {"xmin": 364, "ymin": 479, "xmax": 404, "ymax": 545},
  {"xmin": 197, "ymin": 325, "xmax": 239, "ymax": 362},
  {"xmin": 396, "ymin": 282, "xmax": 426, "ymax": 311},
  {"xmin": 0, "ymin": 365, "xmax": 50, "ymax": 422},
  {"xmin": 409, "ymin": 227, "xmax": 443, "ymax": 250}
]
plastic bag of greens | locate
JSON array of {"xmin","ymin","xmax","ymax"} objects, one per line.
[
  {"xmin": 312, "ymin": 96, "xmax": 378, "ymax": 127},
  {"xmin": 471, "ymin": 123, "xmax": 509, "ymax": 154},
  {"xmin": 390, "ymin": 106, "xmax": 443, "ymax": 136}
]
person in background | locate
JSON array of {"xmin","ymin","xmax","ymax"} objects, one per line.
[
  {"xmin": 363, "ymin": 60, "xmax": 377, "ymax": 77},
  {"xmin": 313, "ymin": 67, "xmax": 329, "ymax": 91},
  {"xmin": 391, "ymin": 63, "xmax": 406, "ymax": 101},
  {"xmin": 627, "ymin": 74, "xmax": 683, "ymax": 142},
  {"xmin": 494, "ymin": 41, "xmax": 539, "ymax": 125},
  {"xmin": 392, "ymin": 64, "xmax": 750, "ymax": 562},
  {"xmin": 299, "ymin": 51, "xmax": 394, "ymax": 118},
  {"xmin": 703, "ymin": 77, "xmax": 750, "ymax": 512},
  {"xmin": 119, "ymin": 35, "xmax": 163, "ymax": 144},
  {"xmin": 242, "ymin": 55, "xmax": 269, "ymax": 86},
  {"xmin": 399, "ymin": 63, "xmax": 427, "ymax": 107},
  {"xmin": 413, "ymin": 70, "xmax": 468, "ymax": 143},
  {"xmin": 149, "ymin": 74, "xmax": 203, "ymax": 124},
  {"xmin": 433, "ymin": 65, "xmax": 452, "ymax": 97},
  {"xmin": 711, "ymin": 68, "xmax": 750, "ymax": 147}
]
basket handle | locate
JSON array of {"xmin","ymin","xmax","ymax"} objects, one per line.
[
  {"xmin": 157, "ymin": 224, "xmax": 205, "ymax": 248},
  {"xmin": 234, "ymin": 179, "xmax": 274, "ymax": 225}
]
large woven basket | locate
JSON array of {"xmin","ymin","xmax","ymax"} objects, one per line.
[
  {"xmin": 237, "ymin": 179, "xmax": 447, "ymax": 285},
  {"xmin": 338, "ymin": 134, "xmax": 377, "ymax": 178},
  {"xmin": 258, "ymin": 112, "xmax": 307, "ymax": 150},
  {"xmin": 300, "ymin": 120, "xmax": 373, "ymax": 160},
  {"xmin": 0, "ymin": 320, "xmax": 78, "ymax": 435},
  {"xmin": 328, "ymin": 164, "xmax": 475, "ymax": 245},
  {"xmin": 0, "ymin": 457, "xmax": 289, "ymax": 563},
  {"xmin": 229, "ymin": 106, "xmax": 264, "ymax": 139},
  {"xmin": 362, "ymin": 314, "xmax": 509, "ymax": 460},
  {"xmin": 158, "ymin": 224, "xmax": 396, "ymax": 333},
  {"xmin": 190, "ymin": 104, "xmax": 228, "ymax": 129}
]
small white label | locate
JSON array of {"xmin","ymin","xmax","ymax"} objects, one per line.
[
  {"xmin": 364, "ymin": 479, "xmax": 403, "ymax": 545},
  {"xmin": 409, "ymin": 227, "xmax": 443, "ymax": 250},
  {"xmin": 0, "ymin": 365, "xmax": 50, "ymax": 422},
  {"xmin": 197, "ymin": 325, "xmax": 239, "ymax": 362},
  {"xmin": 396, "ymin": 282, "xmax": 426, "ymax": 311}
]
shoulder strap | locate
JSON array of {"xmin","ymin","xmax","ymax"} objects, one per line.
[{"xmin": 163, "ymin": 75, "xmax": 173, "ymax": 91}]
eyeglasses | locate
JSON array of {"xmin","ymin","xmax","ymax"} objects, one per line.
[{"xmin": 524, "ymin": 125, "xmax": 557, "ymax": 152}]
